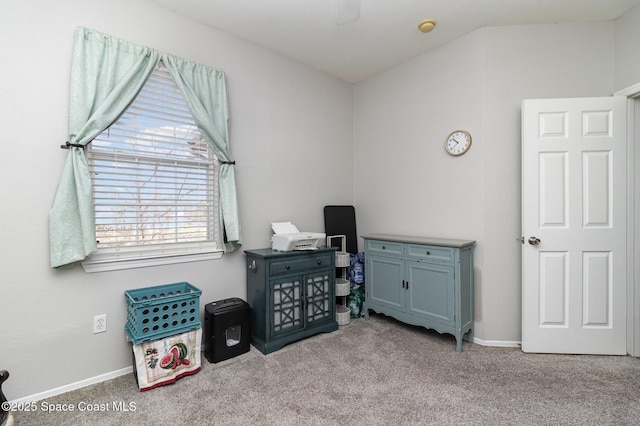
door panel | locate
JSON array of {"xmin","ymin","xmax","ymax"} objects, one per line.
[
  {"xmin": 270, "ymin": 278, "xmax": 304, "ymax": 338},
  {"xmin": 539, "ymin": 252, "xmax": 568, "ymax": 326},
  {"xmin": 305, "ymin": 271, "xmax": 333, "ymax": 324},
  {"xmin": 582, "ymin": 252, "xmax": 611, "ymax": 327},
  {"xmin": 406, "ymin": 261, "xmax": 454, "ymax": 326},
  {"xmin": 367, "ymin": 255, "xmax": 404, "ymax": 311},
  {"xmin": 539, "ymin": 152, "xmax": 567, "ymax": 226},
  {"xmin": 522, "ymin": 96, "xmax": 627, "ymax": 355}
]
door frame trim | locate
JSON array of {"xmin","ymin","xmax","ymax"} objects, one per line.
[{"xmin": 615, "ymin": 83, "xmax": 640, "ymax": 357}]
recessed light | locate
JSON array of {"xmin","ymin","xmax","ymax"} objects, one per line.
[{"xmin": 418, "ymin": 19, "xmax": 436, "ymax": 33}]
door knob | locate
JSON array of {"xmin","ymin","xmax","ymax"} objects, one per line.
[{"xmin": 528, "ymin": 236, "xmax": 541, "ymax": 245}]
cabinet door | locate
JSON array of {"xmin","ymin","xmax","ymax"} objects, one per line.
[
  {"xmin": 367, "ymin": 255, "xmax": 404, "ymax": 312},
  {"xmin": 405, "ymin": 260, "xmax": 454, "ymax": 326},
  {"xmin": 270, "ymin": 276, "xmax": 304, "ymax": 338},
  {"xmin": 305, "ymin": 270, "xmax": 333, "ymax": 325}
]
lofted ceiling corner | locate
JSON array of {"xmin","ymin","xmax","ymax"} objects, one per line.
[{"xmin": 149, "ymin": 0, "xmax": 640, "ymax": 83}]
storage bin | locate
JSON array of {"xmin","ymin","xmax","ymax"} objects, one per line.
[
  {"xmin": 336, "ymin": 278, "xmax": 350, "ymax": 296},
  {"xmin": 336, "ymin": 305, "xmax": 351, "ymax": 326},
  {"xmin": 125, "ymin": 282, "xmax": 202, "ymax": 344},
  {"xmin": 335, "ymin": 252, "xmax": 350, "ymax": 268}
]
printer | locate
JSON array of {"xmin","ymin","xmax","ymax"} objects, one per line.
[{"xmin": 271, "ymin": 222, "xmax": 325, "ymax": 251}]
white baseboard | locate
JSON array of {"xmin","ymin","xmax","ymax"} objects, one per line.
[
  {"xmin": 11, "ymin": 345, "xmax": 210, "ymax": 403},
  {"xmin": 472, "ymin": 337, "xmax": 521, "ymax": 348},
  {"xmin": 9, "ymin": 366, "xmax": 133, "ymax": 404}
]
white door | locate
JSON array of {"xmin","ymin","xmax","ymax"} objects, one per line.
[{"xmin": 522, "ymin": 97, "xmax": 627, "ymax": 355}]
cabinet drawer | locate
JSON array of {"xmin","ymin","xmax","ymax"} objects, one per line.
[
  {"xmin": 406, "ymin": 244, "xmax": 454, "ymax": 263},
  {"xmin": 270, "ymin": 254, "xmax": 332, "ymax": 275},
  {"xmin": 365, "ymin": 239, "xmax": 403, "ymax": 256}
]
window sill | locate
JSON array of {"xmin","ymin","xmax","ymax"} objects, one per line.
[{"xmin": 81, "ymin": 243, "xmax": 223, "ymax": 273}]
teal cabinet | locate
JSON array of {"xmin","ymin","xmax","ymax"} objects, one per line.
[
  {"xmin": 245, "ymin": 248, "xmax": 338, "ymax": 354},
  {"xmin": 363, "ymin": 234, "xmax": 475, "ymax": 352}
]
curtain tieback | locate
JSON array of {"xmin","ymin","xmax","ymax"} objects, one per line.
[
  {"xmin": 60, "ymin": 141, "xmax": 86, "ymax": 150},
  {"xmin": 220, "ymin": 160, "xmax": 236, "ymax": 165}
]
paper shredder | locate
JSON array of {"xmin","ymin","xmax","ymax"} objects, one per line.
[{"xmin": 204, "ymin": 298, "xmax": 250, "ymax": 363}]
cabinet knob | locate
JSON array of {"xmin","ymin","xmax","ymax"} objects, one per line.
[
  {"xmin": 286, "ymin": 265, "xmax": 291, "ymax": 270},
  {"xmin": 382, "ymin": 246, "xmax": 386, "ymax": 250},
  {"xmin": 317, "ymin": 260, "xmax": 322, "ymax": 265},
  {"xmin": 426, "ymin": 250, "xmax": 430, "ymax": 255}
]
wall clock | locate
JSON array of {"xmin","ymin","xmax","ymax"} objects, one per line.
[{"xmin": 445, "ymin": 130, "xmax": 472, "ymax": 156}]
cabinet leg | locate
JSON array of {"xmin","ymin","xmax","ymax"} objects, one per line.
[
  {"xmin": 363, "ymin": 307, "xmax": 370, "ymax": 320},
  {"xmin": 467, "ymin": 328, "xmax": 474, "ymax": 344},
  {"xmin": 456, "ymin": 336, "xmax": 463, "ymax": 353}
]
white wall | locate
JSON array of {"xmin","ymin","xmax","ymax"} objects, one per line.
[
  {"xmin": 480, "ymin": 22, "xmax": 615, "ymax": 342},
  {"xmin": 0, "ymin": 0, "xmax": 353, "ymax": 399},
  {"xmin": 354, "ymin": 22, "xmax": 616, "ymax": 344},
  {"xmin": 614, "ymin": 2, "xmax": 640, "ymax": 91}
]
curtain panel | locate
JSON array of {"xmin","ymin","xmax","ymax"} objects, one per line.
[{"xmin": 49, "ymin": 27, "xmax": 241, "ymax": 268}]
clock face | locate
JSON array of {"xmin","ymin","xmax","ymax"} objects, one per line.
[{"xmin": 445, "ymin": 130, "xmax": 471, "ymax": 156}]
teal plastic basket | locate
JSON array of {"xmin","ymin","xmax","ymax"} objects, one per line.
[{"xmin": 125, "ymin": 282, "xmax": 201, "ymax": 344}]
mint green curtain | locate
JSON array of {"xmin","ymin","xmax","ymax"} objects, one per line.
[
  {"xmin": 164, "ymin": 56, "xmax": 242, "ymax": 252},
  {"xmin": 49, "ymin": 27, "xmax": 241, "ymax": 268},
  {"xmin": 49, "ymin": 28, "xmax": 159, "ymax": 268}
]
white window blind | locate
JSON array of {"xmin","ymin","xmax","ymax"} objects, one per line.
[{"xmin": 84, "ymin": 63, "xmax": 221, "ymax": 271}]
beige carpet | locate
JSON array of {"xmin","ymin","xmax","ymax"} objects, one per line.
[{"xmin": 13, "ymin": 313, "xmax": 640, "ymax": 425}]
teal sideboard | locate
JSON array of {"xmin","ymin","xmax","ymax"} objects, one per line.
[
  {"xmin": 245, "ymin": 247, "xmax": 338, "ymax": 354},
  {"xmin": 363, "ymin": 234, "xmax": 475, "ymax": 352}
]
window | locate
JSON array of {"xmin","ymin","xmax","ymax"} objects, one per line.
[{"xmin": 82, "ymin": 63, "xmax": 222, "ymax": 272}]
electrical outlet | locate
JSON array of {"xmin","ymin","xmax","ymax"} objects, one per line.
[{"xmin": 93, "ymin": 314, "xmax": 107, "ymax": 334}]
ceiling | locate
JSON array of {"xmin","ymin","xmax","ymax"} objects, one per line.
[{"xmin": 150, "ymin": 0, "xmax": 640, "ymax": 83}]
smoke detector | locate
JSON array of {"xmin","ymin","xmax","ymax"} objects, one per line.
[{"xmin": 418, "ymin": 19, "xmax": 437, "ymax": 33}]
